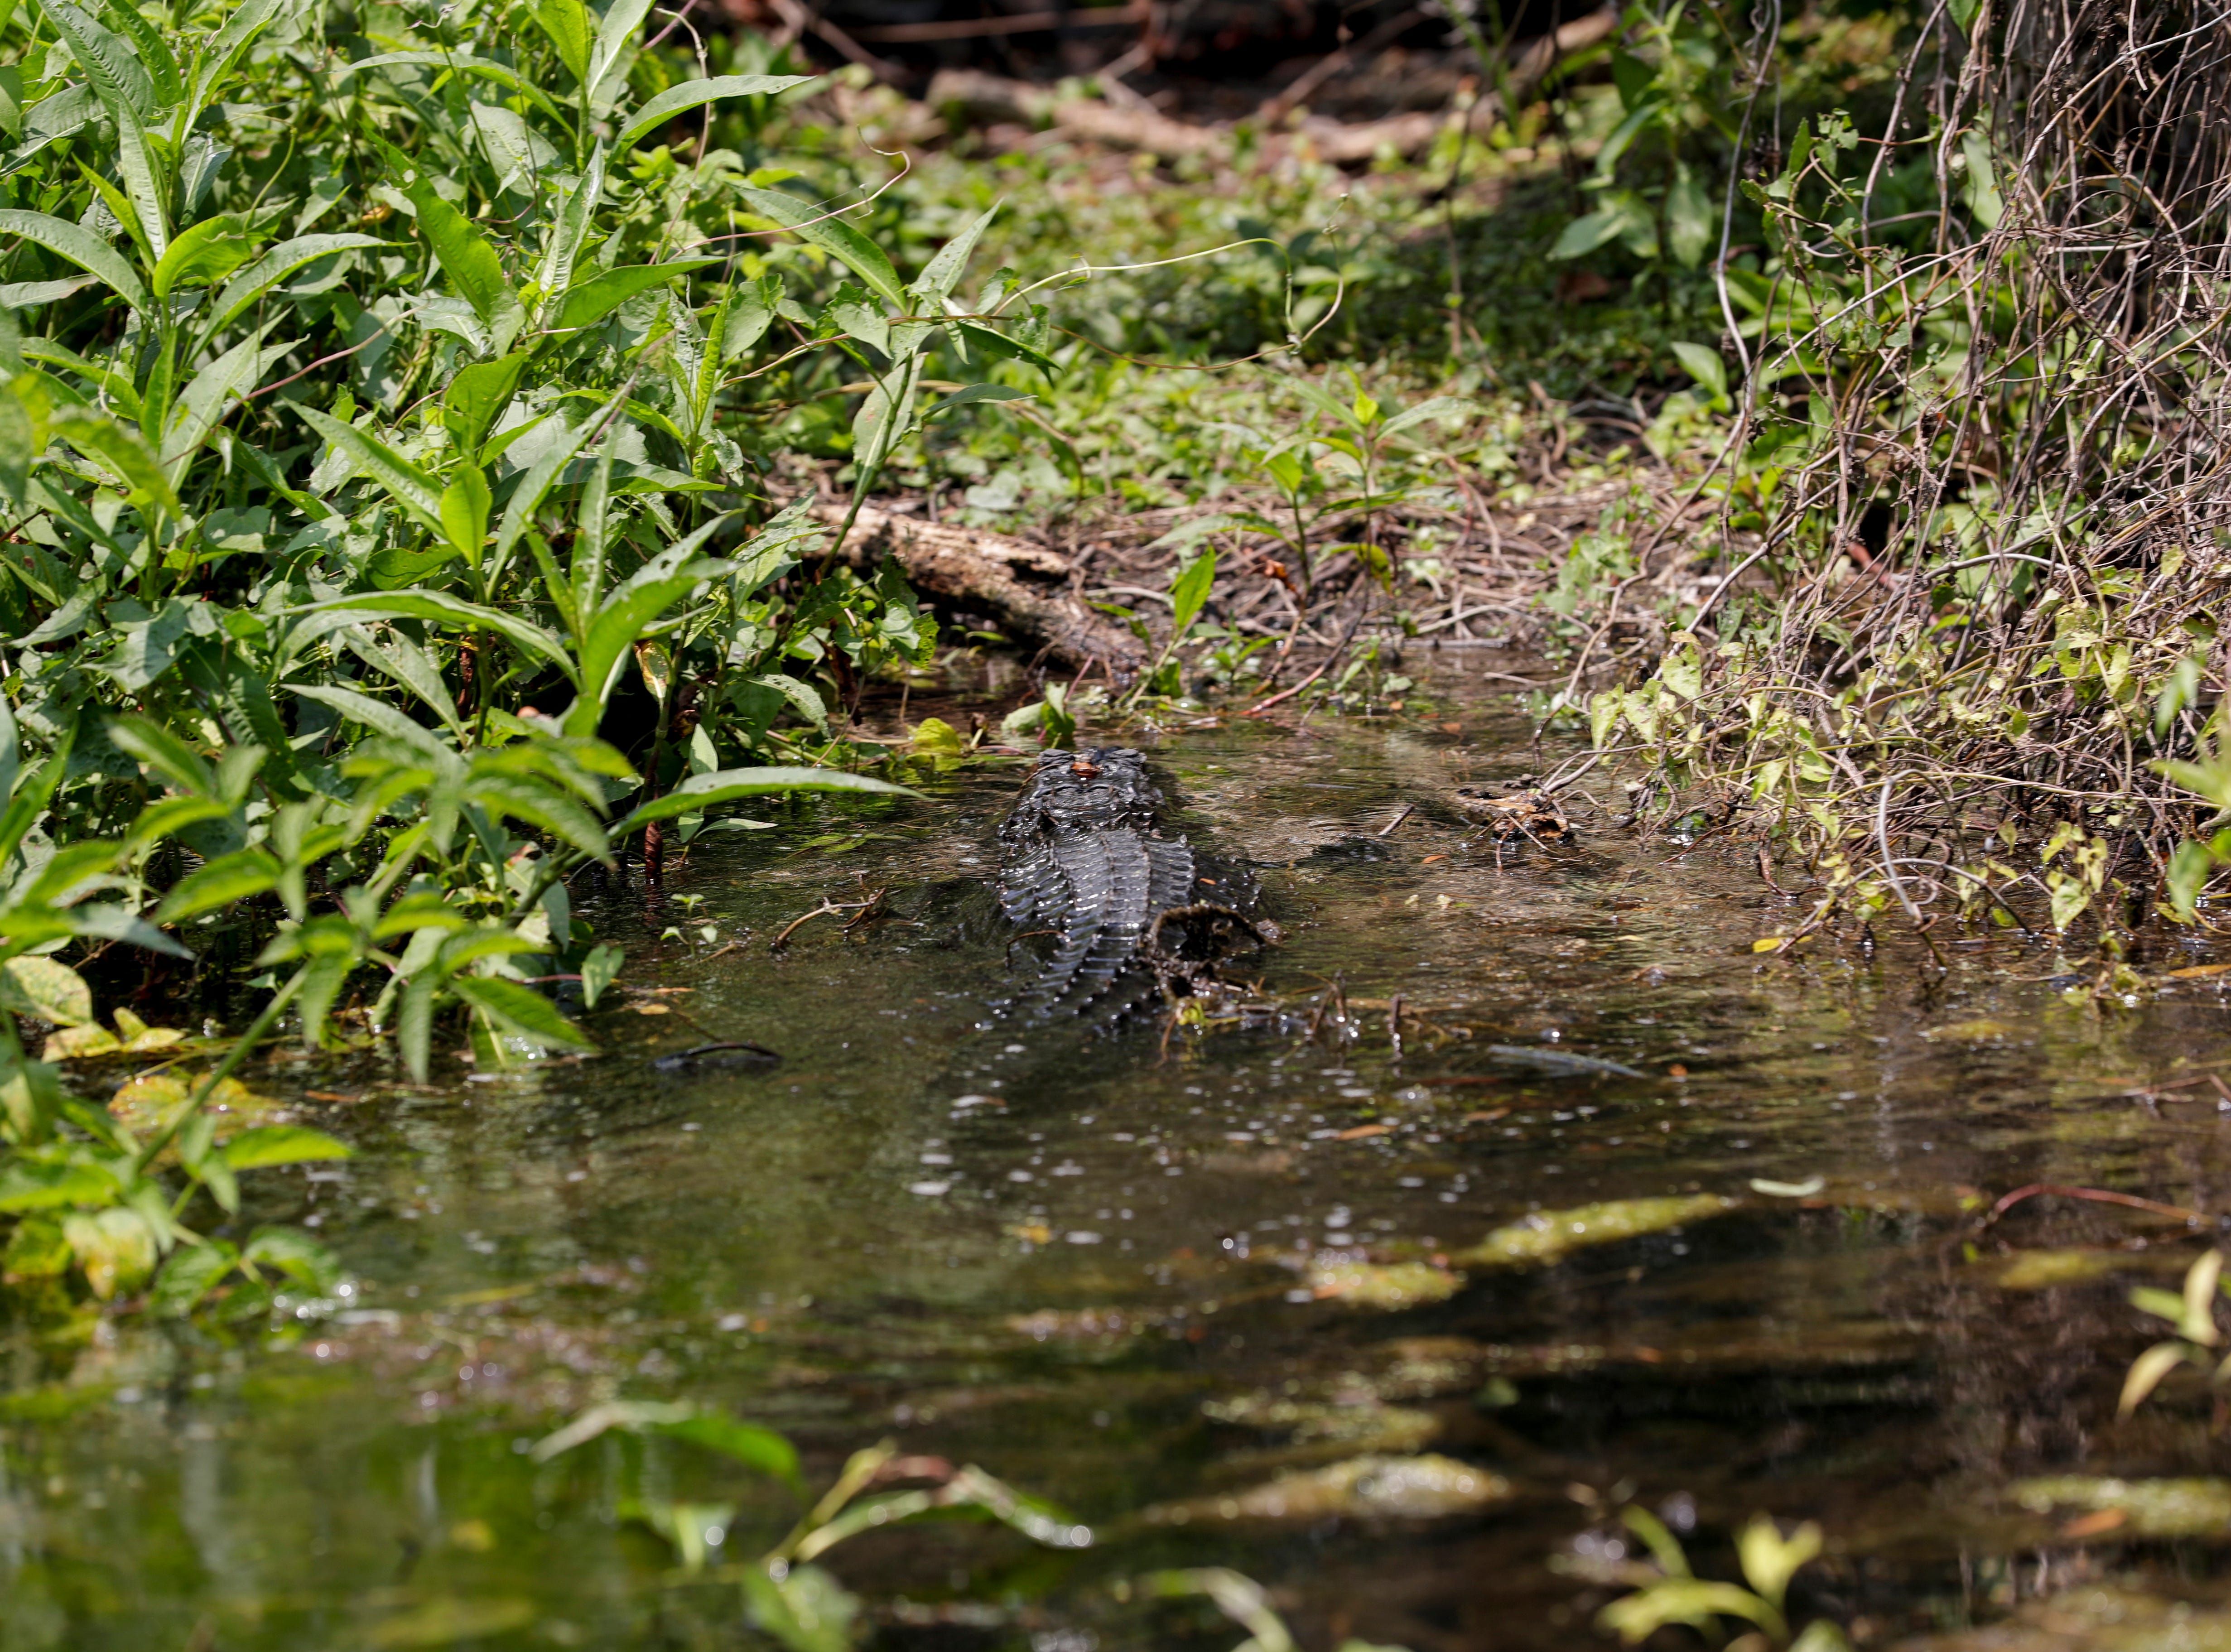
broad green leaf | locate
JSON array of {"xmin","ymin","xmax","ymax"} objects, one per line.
[
  {"xmin": 1378, "ymin": 395, "xmax": 1481, "ymax": 438},
  {"xmin": 1169, "ymin": 549, "xmax": 1215, "ymax": 633},
  {"xmin": 914, "ymin": 203, "xmax": 999, "ymax": 304},
  {"xmin": 953, "ymin": 319, "xmax": 1057, "ymax": 379},
  {"xmin": 0, "ymin": 726, "xmax": 74, "ymax": 871},
  {"xmin": 106, "ymin": 106, "xmax": 170, "ymax": 262},
  {"xmin": 152, "ymin": 215, "xmax": 253, "ymax": 297},
  {"xmin": 108, "ymin": 713, "xmax": 217, "ymax": 794},
  {"xmin": 340, "ymin": 625, "xmax": 465, "ymax": 738},
  {"xmin": 200, "ymin": 234, "xmax": 386, "ymax": 343},
  {"xmin": 332, "ymin": 52, "xmax": 568, "ymax": 122},
  {"xmin": 163, "ymin": 326, "xmax": 275, "ymax": 482},
  {"xmin": 287, "ymin": 682, "xmax": 451, "ymax": 758},
  {"xmin": 450, "ymin": 976, "xmax": 593, "ymax": 1050},
  {"xmin": 579, "ymin": 941, "xmax": 622, "ymax": 1008},
  {"xmin": 585, "ymin": 0, "xmax": 656, "ymax": 106},
  {"xmin": 923, "ymin": 383, "xmax": 1030, "ymax": 422},
  {"xmin": 654, "ymin": 1413, "xmax": 804, "ymax": 1491},
  {"xmin": 491, "ymin": 397, "xmax": 617, "ymax": 584},
  {"xmin": 440, "ymin": 469, "xmax": 491, "ymax": 566},
  {"xmin": 220, "ymin": 1124, "xmax": 353, "ymax": 1170},
  {"xmin": 150, "ymin": 1242, "xmax": 236, "ymax": 1316},
  {"xmin": 0, "ymin": 208, "xmax": 148, "ymax": 312},
  {"xmin": 566, "ymin": 567, "xmax": 724, "ymax": 735},
  {"xmin": 614, "ymin": 74, "xmax": 818, "ymax": 147},
  {"xmin": 155, "ymin": 848, "xmax": 282, "ymax": 920},
  {"xmin": 241, "ymin": 1225, "xmax": 343, "ymax": 1291},
  {"xmin": 549, "ymin": 258, "xmax": 720, "ymax": 334},
  {"xmin": 99, "ymin": 0, "xmax": 182, "ymax": 109},
  {"xmin": 50, "ymin": 410, "xmax": 181, "ymax": 518},
  {"xmin": 294, "ymin": 405, "xmax": 445, "ymax": 531},
  {"xmin": 0, "ymin": 1158, "xmax": 119, "ymax": 1211},
  {"xmin": 739, "ymin": 185, "xmax": 904, "ymax": 310},
  {"xmin": 532, "ymin": 0, "xmax": 592, "ymax": 82},
  {"xmin": 534, "ymin": 146, "xmax": 605, "ymax": 304},
  {"xmin": 38, "ymin": 0, "xmax": 154, "ymax": 118},
  {"xmin": 1550, "ymin": 206, "xmax": 1628, "ymax": 260},
  {"xmin": 1666, "ymin": 163, "xmax": 1715, "ymax": 268},
  {"xmin": 188, "ymin": 0, "xmax": 285, "ymax": 120},
  {"xmin": 1669, "ymin": 342, "xmax": 1729, "ymax": 403},
  {"xmin": 464, "ymin": 774, "xmax": 609, "ymax": 861},
  {"xmin": 613, "ymin": 767, "xmax": 916, "ymax": 833},
  {"xmin": 416, "ymin": 195, "xmax": 519, "ymax": 330},
  {"xmin": 442, "ymin": 352, "xmax": 527, "ymax": 461}
]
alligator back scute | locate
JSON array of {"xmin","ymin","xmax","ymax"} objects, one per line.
[{"xmin": 996, "ymin": 747, "xmax": 1220, "ymax": 1021}]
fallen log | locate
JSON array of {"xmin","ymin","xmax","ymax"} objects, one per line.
[
  {"xmin": 926, "ymin": 5, "xmax": 1618, "ymax": 164},
  {"xmin": 813, "ymin": 501, "xmax": 1150, "ymax": 681}
]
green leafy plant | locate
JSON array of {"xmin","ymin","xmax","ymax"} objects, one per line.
[
  {"xmin": 0, "ymin": 750, "xmax": 350, "ymax": 1306},
  {"xmin": 1593, "ymin": 1504, "xmax": 1850, "ymax": 1650},
  {"xmin": 2118, "ymin": 1249, "xmax": 2231, "ymax": 1422},
  {"xmin": 533, "ymin": 1399, "xmax": 1087, "ymax": 1651}
]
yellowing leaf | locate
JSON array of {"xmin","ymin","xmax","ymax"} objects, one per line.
[
  {"xmin": 109, "ymin": 1072, "xmax": 284, "ymax": 1137},
  {"xmin": 1306, "ymin": 1261, "xmax": 1465, "ymax": 1310},
  {"xmin": 0, "ymin": 956, "xmax": 93, "ymax": 1026},
  {"xmin": 1456, "ymin": 1195, "xmax": 1735, "ymax": 1269}
]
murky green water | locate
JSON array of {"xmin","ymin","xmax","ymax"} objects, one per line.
[{"xmin": 10, "ymin": 661, "xmax": 2231, "ymax": 1651}]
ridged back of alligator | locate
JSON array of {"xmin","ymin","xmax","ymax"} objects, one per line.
[{"xmin": 997, "ymin": 749, "xmax": 1198, "ymax": 1021}]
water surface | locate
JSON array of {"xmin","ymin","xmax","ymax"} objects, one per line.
[{"xmin": 9, "ymin": 661, "xmax": 2231, "ymax": 1650}]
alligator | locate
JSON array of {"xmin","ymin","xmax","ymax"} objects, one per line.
[{"xmin": 996, "ymin": 747, "xmax": 1267, "ymax": 1023}]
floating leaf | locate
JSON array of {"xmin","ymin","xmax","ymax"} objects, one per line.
[{"xmin": 1456, "ymin": 1195, "xmax": 1735, "ymax": 1269}]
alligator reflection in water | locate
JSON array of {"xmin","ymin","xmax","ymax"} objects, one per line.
[{"xmin": 10, "ymin": 667, "xmax": 2231, "ymax": 1652}]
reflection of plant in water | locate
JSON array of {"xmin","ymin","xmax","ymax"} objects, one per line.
[
  {"xmin": 533, "ymin": 1400, "xmax": 1088, "ymax": 1650},
  {"xmin": 1142, "ymin": 1567, "xmax": 1410, "ymax": 1652},
  {"xmin": 2118, "ymin": 1249, "xmax": 2231, "ymax": 1426},
  {"xmin": 1583, "ymin": 1504, "xmax": 1850, "ymax": 1650}
]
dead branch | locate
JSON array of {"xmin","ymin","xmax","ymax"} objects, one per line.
[{"xmin": 814, "ymin": 500, "xmax": 1151, "ymax": 680}]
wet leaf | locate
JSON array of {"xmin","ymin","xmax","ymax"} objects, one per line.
[
  {"xmin": 1144, "ymin": 1454, "xmax": 1509, "ymax": 1525},
  {"xmin": 149, "ymin": 1241, "xmax": 238, "ymax": 1316},
  {"xmin": 2011, "ymin": 1475, "xmax": 2231, "ymax": 1536},
  {"xmin": 1598, "ymin": 1578, "xmax": 1786, "ymax": 1646},
  {"xmin": 1986, "ymin": 1249, "xmax": 2122, "ymax": 1291},
  {"xmin": 243, "ymin": 1227, "xmax": 344, "ymax": 1292},
  {"xmin": 62, "ymin": 1206, "xmax": 158, "ymax": 1299},
  {"xmin": 2168, "ymin": 963, "xmax": 2231, "ymax": 979},
  {"xmin": 741, "ymin": 1562, "xmax": 857, "ymax": 1652},
  {"xmin": 655, "ymin": 1412, "xmax": 804, "ymax": 1492},
  {"xmin": 220, "ymin": 1125, "xmax": 352, "ymax": 1170},
  {"xmin": 1306, "ymin": 1261, "xmax": 1465, "ymax": 1310},
  {"xmin": 1919, "ymin": 1018, "xmax": 2016, "ymax": 1043},
  {"xmin": 108, "ymin": 1073, "xmax": 282, "ymax": 1138},
  {"xmin": 579, "ymin": 943, "xmax": 623, "ymax": 1009},
  {"xmin": 910, "ymin": 717, "xmax": 966, "ymax": 761},
  {"xmin": 3, "ymin": 1215, "xmax": 73, "ymax": 1279},
  {"xmin": 1735, "ymin": 1514, "xmax": 1821, "ymax": 1611},
  {"xmin": 0, "ymin": 956, "xmax": 92, "ymax": 1026},
  {"xmin": 41, "ymin": 1022, "xmax": 122, "ymax": 1060},
  {"xmin": 1455, "ymin": 1196, "xmax": 1735, "ymax": 1269}
]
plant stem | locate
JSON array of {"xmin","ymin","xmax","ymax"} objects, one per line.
[{"xmin": 132, "ymin": 972, "xmax": 304, "ymax": 1175}]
